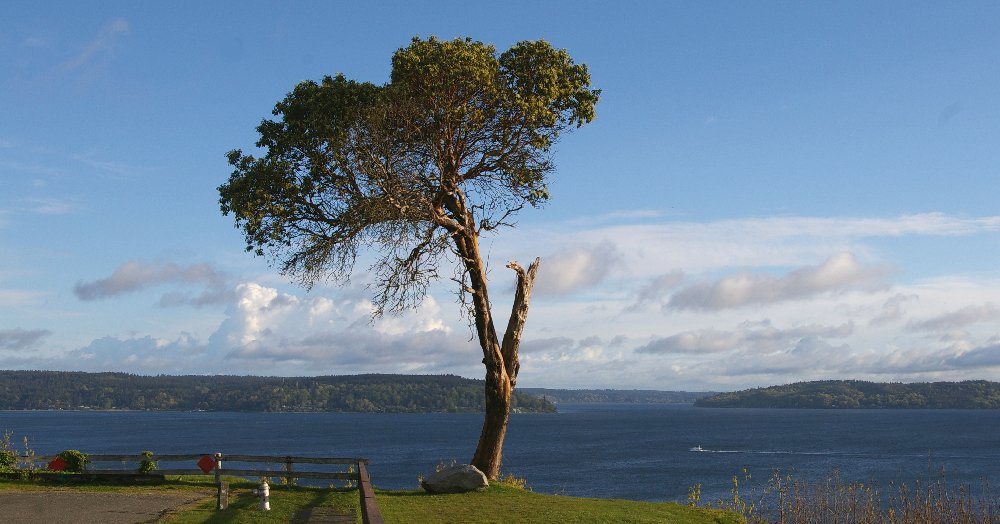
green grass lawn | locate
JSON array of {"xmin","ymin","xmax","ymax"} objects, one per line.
[
  {"xmin": 374, "ymin": 485, "xmax": 741, "ymax": 524},
  {"xmin": 162, "ymin": 481, "xmax": 741, "ymax": 523},
  {"xmin": 2, "ymin": 477, "xmax": 740, "ymax": 523}
]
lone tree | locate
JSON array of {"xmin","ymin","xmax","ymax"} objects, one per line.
[{"xmin": 219, "ymin": 36, "xmax": 598, "ymax": 478}]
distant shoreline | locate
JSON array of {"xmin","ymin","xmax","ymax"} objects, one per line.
[{"xmin": 695, "ymin": 379, "xmax": 1000, "ymax": 409}]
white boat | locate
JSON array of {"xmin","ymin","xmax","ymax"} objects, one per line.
[{"xmin": 690, "ymin": 445, "xmax": 705, "ymax": 452}]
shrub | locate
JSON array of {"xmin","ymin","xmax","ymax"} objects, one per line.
[
  {"xmin": 1, "ymin": 431, "xmax": 15, "ymax": 469},
  {"xmin": 138, "ymin": 450, "xmax": 157, "ymax": 474},
  {"xmin": 56, "ymin": 449, "xmax": 89, "ymax": 473},
  {"xmin": 497, "ymin": 472, "xmax": 529, "ymax": 491}
]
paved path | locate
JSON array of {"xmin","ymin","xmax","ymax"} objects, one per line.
[
  {"xmin": 0, "ymin": 490, "xmax": 213, "ymax": 523},
  {"xmin": 1, "ymin": 490, "xmax": 359, "ymax": 523},
  {"xmin": 294, "ymin": 506, "xmax": 357, "ymax": 523}
]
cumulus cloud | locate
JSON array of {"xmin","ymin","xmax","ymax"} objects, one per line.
[
  {"xmin": 908, "ymin": 304, "xmax": 1000, "ymax": 332},
  {"xmin": 945, "ymin": 340, "xmax": 1000, "ymax": 368},
  {"xmin": 209, "ymin": 282, "xmax": 471, "ymax": 373},
  {"xmin": 62, "ymin": 281, "xmax": 478, "ymax": 375},
  {"xmin": 517, "ymin": 335, "xmax": 624, "ymax": 381},
  {"xmin": 69, "ymin": 333, "xmax": 205, "ymax": 372},
  {"xmin": 667, "ymin": 253, "xmax": 891, "ymax": 310},
  {"xmin": 0, "ymin": 328, "xmax": 52, "ymax": 350},
  {"xmin": 534, "ymin": 242, "xmax": 621, "ymax": 296},
  {"xmin": 636, "ymin": 319, "xmax": 853, "ymax": 355},
  {"xmin": 74, "ymin": 261, "xmax": 233, "ymax": 306}
]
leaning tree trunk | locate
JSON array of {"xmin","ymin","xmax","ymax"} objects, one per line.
[
  {"xmin": 437, "ymin": 190, "xmax": 541, "ymax": 479},
  {"xmin": 470, "ymin": 258, "xmax": 540, "ymax": 479}
]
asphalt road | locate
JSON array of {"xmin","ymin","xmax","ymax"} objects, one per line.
[{"xmin": 0, "ymin": 490, "xmax": 212, "ymax": 523}]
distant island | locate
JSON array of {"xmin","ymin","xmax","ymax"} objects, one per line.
[
  {"xmin": 521, "ymin": 388, "xmax": 712, "ymax": 404},
  {"xmin": 695, "ymin": 380, "xmax": 1000, "ymax": 409},
  {"xmin": 0, "ymin": 371, "xmax": 555, "ymax": 413}
]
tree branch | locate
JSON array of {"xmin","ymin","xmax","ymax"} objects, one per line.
[{"xmin": 500, "ymin": 257, "xmax": 540, "ymax": 387}]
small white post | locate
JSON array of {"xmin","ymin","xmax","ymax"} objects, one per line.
[{"xmin": 254, "ymin": 478, "xmax": 270, "ymax": 511}]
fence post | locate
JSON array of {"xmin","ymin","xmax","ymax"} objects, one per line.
[
  {"xmin": 358, "ymin": 461, "xmax": 385, "ymax": 524},
  {"xmin": 214, "ymin": 452, "xmax": 226, "ymax": 510},
  {"xmin": 285, "ymin": 456, "xmax": 295, "ymax": 486},
  {"xmin": 214, "ymin": 452, "xmax": 222, "ymax": 484},
  {"xmin": 217, "ymin": 481, "xmax": 229, "ymax": 510}
]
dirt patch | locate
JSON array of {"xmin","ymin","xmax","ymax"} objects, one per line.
[{"xmin": 0, "ymin": 490, "xmax": 213, "ymax": 523}]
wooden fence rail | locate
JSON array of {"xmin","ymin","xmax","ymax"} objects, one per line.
[{"xmin": 14, "ymin": 452, "xmax": 385, "ymax": 524}]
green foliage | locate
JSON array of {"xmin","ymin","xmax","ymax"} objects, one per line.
[
  {"xmin": 497, "ymin": 471, "xmax": 529, "ymax": 491},
  {"xmin": 686, "ymin": 483, "xmax": 702, "ymax": 507},
  {"xmin": 1, "ymin": 431, "xmax": 36, "ymax": 477},
  {"xmin": 522, "ymin": 388, "xmax": 712, "ymax": 404},
  {"xmin": 0, "ymin": 431, "xmax": 17, "ymax": 472},
  {"xmin": 695, "ymin": 380, "xmax": 1000, "ymax": 409},
  {"xmin": 0, "ymin": 371, "xmax": 556, "ymax": 413},
  {"xmin": 56, "ymin": 449, "xmax": 88, "ymax": 473},
  {"xmin": 699, "ymin": 468, "xmax": 999, "ymax": 523},
  {"xmin": 138, "ymin": 450, "xmax": 157, "ymax": 474},
  {"xmin": 219, "ymin": 35, "xmax": 598, "ymax": 310}
]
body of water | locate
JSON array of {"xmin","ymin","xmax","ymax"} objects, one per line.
[{"xmin": 2, "ymin": 404, "xmax": 997, "ymax": 503}]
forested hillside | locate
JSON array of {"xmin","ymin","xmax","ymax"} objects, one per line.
[
  {"xmin": 0, "ymin": 371, "xmax": 555, "ymax": 413},
  {"xmin": 695, "ymin": 380, "xmax": 1000, "ymax": 409},
  {"xmin": 521, "ymin": 388, "xmax": 711, "ymax": 404}
]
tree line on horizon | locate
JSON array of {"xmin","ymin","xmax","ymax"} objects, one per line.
[
  {"xmin": 520, "ymin": 388, "xmax": 711, "ymax": 404},
  {"xmin": 0, "ymin": 371, "xmax": 555, "ymax": 413},
  {"xmin": 695, "ymin": 380, "xmax": 1000, "ymax": 409}
]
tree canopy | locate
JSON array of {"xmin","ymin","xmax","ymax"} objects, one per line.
[
  {"xmin": 0, "ymin": 371, "xmax": 556, "ymax": 413},
  {"xmin": 219, "ymin": 36, "xmax": 598, "ymax": 478},
  {"xmin": 220, "ymin": 36, "xmax": 598, "ymax": 314}
]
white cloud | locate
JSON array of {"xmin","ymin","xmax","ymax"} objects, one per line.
[
  {"xmin": 869, "ymin": 293, "xmax": 919, "ymax": 326},
  {"xmin": 207, "ymin": 282, "xmax": 474, "ymax": 374},
  {"xmin": 68, "ymin": 333, "xmax": 205, "ymax": 372},
  {"xmin": 0, "ymin": 289, "xmax": 48, "ymax": 306},
  {"xmin": 56, "ymin": 281, "xmax": 479, "ymax": 375},
  {"xmin": 74, "ymin": 261, "xmax": 233, "ymax": 306},
  {"xmin": 945, "ymin": 340, "xmax": 1000, "ymax": 369},
  {"xmin": 635, "ymin": 319, "xmax": 853, "ymax": 356},
  {"xmin": 534, "ymin": 242, "xmax": 621, "ymax": 296},
  {"xmin": 667, "ymin": 253, "xmax": 890, "ymax": 310},
  {"xmin": 908, "ymin": 304, "xmax": 1000, "ymax": 332},
  {"xmin": 13, "ymin": 210, "xmax": 1000, "ymax": 389},
  {"xmin": 636, "ymin": 330, "xmax": 741, "ymax": 354},
  {"xmin": 503, "ymin": 213, "xmax": 1000, "ymax": 280},
  {"xmin": 626, "ymin": 271, "xmax": 685, "ymax": 312}
]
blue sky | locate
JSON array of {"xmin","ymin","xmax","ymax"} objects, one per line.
[{"xmin": 3, "ymin": 2, "xmax": 1000, "ymax": 390}]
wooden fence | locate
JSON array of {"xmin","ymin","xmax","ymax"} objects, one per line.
[{"xmin": 15, "ymin": 452, "xmax": 385, "ymax": 524}]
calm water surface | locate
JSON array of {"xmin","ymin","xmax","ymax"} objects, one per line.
[{"xmin": 2, "ymin": 404, "xmax": 997, "ymax": 502}]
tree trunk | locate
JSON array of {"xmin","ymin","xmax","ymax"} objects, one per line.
[
  {"xmin": 438, "ymin": 192, "xmax": 541, "ymax": 479},
  {"xmin": 471, "ymin": 364, "xmax": 512, "ymax": 478},
  {"xmin": 470, "ymin": 258, "xmax": 540, "ymax": 479}
]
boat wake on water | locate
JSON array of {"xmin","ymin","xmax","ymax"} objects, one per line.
[{"xmin": 688, "ymin": 447, "xmax": 969, "ymax": 459}]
